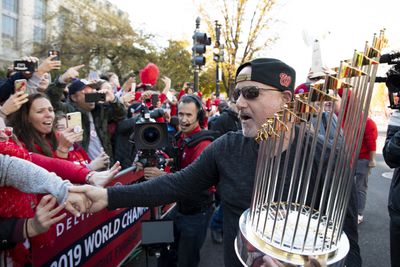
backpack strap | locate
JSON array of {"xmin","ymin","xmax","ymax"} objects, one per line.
[{"xmin": 183, "ymin": 130, "xmax": 219, "ymax": 147}]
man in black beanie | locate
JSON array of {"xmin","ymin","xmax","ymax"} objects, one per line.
[{"xmin": 71, "ymin": 58, "xmax": 361, "ymax": 267}]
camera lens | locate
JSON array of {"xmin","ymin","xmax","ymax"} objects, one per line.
[{"xmin": 143, "ymin": 126, "xmax": 160, "ymax": 144}]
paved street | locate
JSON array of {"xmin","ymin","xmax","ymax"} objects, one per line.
[
  {"xmin": 126, "ymin": 120, "xmax": 394, "ymax": 267},
  {"xmin": 357, "ymin": 122, "xmax": 392, "ymax": 267}
]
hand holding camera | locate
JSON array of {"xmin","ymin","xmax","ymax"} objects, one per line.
[
  {"xmin": 97, "ymin": 87, "xmax": 116, "ymax": 103},
  {"xmin": 13, "ymin": 56, "xmax": 39, "ymax": 76},
  {"xmin": 0, "ymin": 90, "xmax": 29, "ymax": 116},
  {"xmin": 56, "ymin": 127, "xmax": 83, "ymax": 155},
  {"xmin": 36, "ymin": 54, "xmax": 61, "ymax": 76}
]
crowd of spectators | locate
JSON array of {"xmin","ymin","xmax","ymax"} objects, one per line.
[{"xmin": 0, "ymin": 53, "xmax": 236, "ymax": 266}]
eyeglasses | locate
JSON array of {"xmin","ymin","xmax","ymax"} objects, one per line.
[{"xmin": 233, "ymin": 86, "xmax": 279, "ymax": 101}]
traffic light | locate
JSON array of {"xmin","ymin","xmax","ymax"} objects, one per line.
[
  {"xmin": 213, "ymin": 42, "xmax": 224, "ymax": 62},
  {"xmin": 192, "ymin": 32, "xmax": 211, "ymax": 66}
]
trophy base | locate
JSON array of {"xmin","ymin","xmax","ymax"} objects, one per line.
[{"xmin": 235, "ymin": 209, "xmax": 350, "ymax": 266}]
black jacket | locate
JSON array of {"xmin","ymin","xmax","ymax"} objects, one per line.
[
  {"xmin": 208, "ymin": 108, "xmax": 241, "ymax": 137},
  {"xmin": 383, "ymin": 121, "xmax": 400, "ymax": 214},
  {"xmin": 46, "ymin": 80, "xmax": 127, "ymax": 163},
  {"xmin": 0, "ymin": 218, "xmax": 25, "ymax": 250}
]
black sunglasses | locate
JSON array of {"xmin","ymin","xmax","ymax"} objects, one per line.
[{"xmin": 233, "ymin": 86, "xmax": 278, "ymax": 101}]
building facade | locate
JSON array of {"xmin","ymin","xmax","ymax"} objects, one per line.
[{"xmin": 0, "ymin": 0, "xmax": 128, "ymax": 67}]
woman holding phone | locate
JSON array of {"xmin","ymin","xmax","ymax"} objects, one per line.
[
  {"xmin": 7, "ymin": 93, "xmax": 113, "ymax": 171},
  {"xmin": 53, "ymin": 111, "xmax": 110, "ymax": 170}
]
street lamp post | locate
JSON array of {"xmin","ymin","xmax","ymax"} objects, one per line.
[{"xmin": 213, "ymin": 21, "xmax": 223, "ymax": 97}]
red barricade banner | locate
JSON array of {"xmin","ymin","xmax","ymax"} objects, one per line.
[{"xmin": 31, "ymin": 168, "xmax": 175, "ymax": 267}]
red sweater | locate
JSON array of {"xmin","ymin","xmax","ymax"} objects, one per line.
[
  {"xmin": 358, "ymin": 117, "xmax": 378, "ymax": 160},
  {"xmin": 0, "ymin": 140, "xmax": 87, "ymax": 265}
]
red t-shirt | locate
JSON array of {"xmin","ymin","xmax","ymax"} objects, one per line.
[{"xmin": 358, "ymin": 117, "xmax": 378, "ymax": 160}]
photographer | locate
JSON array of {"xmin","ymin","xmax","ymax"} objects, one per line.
[
  {"xmin": 0, "ymin": 55, "xmax": 60, "ymax": 102},
  {"xmin": 383, "ymin": 110, "xmax": 400, "ymax": 267},
  {"xmin": 114, "ymin": 97, "xmax": 169, "ymax": 170}
]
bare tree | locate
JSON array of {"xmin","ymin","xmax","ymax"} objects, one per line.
[{"xmin": 198, "ymin": 0, "xmax": 279, "ymax": 97}]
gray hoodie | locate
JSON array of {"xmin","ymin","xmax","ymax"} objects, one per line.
[{"xmin": 0, "ymin": 154, "xmax": 71, "ymax": 203}]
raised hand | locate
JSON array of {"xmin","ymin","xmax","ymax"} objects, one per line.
[
  {"xmin": 69, "ymin": 185, "xmax": 108, "ymax": 213},
  {"xmin": 21, "ymin": 56, "xmax": 39, "ymax": 64},
  {"xmin": 0, "ymin": 91, "xmax": 28, "ymax": 116},
  {"xmin": 88, "ymin": 161, "xmax": 121, "ymax": 187},
  {"xmin": 161, "ymin": 76, "xmax": 171, "ymax": 93},
  {"xmin": 98, "ymin": 85, "xmax": 116, "ymax": 103},
  {"xmin": 56, "ymin": 128, "xmax": 83, "ymax": 157},
  {"xmin": 64, "ymin": 189, "xmax": 92, "ymax": 217},
  {"xmin": 88, "ymin": 151, "xmax": 110, "ymax": 171},
  {"xmin": 27, "ymin": 195, "xmax": 66, "ymax": 238},
  {"xmin": 109, "ymin": 74, "xmax": 120, "ymax": 89},
  {"xmin": 59, "ymin": 64, "xmax": 85, "ymax": 84},
  {"xmin": 121, "ymin": 76, "xmax": 135, "ymax": 92},
  {"xmin": 36, "ymin": 54, "xmax": 61, "ymax": 76}
]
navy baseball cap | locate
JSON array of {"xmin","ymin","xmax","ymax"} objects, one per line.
[{"xmin": 68, "ymin": 79, "xmax": 93, "ymax": 95}]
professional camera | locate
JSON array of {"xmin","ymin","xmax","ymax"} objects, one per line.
[
  {"xmin": 376, "ymin": 51, "xmax": 400, "ymax": 109},
  {"xmin": 133, "ymin": 122, "xmax": 169, "ymax": 168},
  {"xmin": 134, "ymin": 122, "xmax": 169, "ymax": 151},
  {"xmin": 131, "ymin": 105, "xmax": 169, "ymax": 168}
]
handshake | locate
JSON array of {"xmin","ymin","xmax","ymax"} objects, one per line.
[
  {"xmin": 29, "ymin": 186, "xmax": 110, "ymax": 239},
  {"xmin": 65, "ymin": 185, "xmax": 109, "ymax": 216}
]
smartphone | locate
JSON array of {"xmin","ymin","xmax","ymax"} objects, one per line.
[
  {"xmin": 85, "ymin": 93, "xmax": 106, "ymax": 103},
  {"xmin": 88, "ymin": 70, "xmax": 99, "ymax": 81},
  {"xmin": 151, "ymin": 94, "xmax": 159, "ymax": 107},
  {"xmin": 48, "ymin": 50, "xmax": 60, "ymax": 61},
  {"xmin": 14, "ymin": 79, "xmax": 27, "ymax": 94},
  {"xmin": 13, "ymin": 60, "xmax": 38, "ymax": 72},
  {"xmin": 66, "ymin": 112, "xmax": 83, "ymax": 141}
]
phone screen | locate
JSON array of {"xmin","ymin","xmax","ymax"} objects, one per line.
[
  {"xmin": 14, "ymin": 79, "xmax": 27, "ymax": 94},
  {"xmin": 88, "ymin": 70, "xmax": 99, "ymax": 81},
  {"xmin": 66, "ymin": 112, "xmax": 83, "ymax": 141},
  {"xmin": 48, "ymin": 50, "xmax": 60, "ymax": 61}
]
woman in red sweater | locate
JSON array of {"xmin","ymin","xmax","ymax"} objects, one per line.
[
  {"xmin": 53, "ymin": 111, "xmax": 110, "ymax": 170},
  {"xmin": 7, "ymin": 93, "xmax": 114, "ymax": 170}
]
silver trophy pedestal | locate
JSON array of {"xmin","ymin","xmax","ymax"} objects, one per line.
[{"xmin": 235, "ymin": 209, "xmax": 350, "ymax": 267}]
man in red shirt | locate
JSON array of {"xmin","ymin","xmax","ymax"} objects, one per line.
[
  {"xmin": 356, "ymin": 117, "xmax": 378, "ymax": 224},
  {"xmin": 141, "ymin": 94, "xmax": 214, "ymax": 267}
]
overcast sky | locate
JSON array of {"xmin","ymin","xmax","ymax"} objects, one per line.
[{"xmin": 109, "ymin": 0, "xmax": 400, "ymax": 83}]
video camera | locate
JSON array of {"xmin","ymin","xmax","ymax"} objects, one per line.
[
  {"xmin": 376, "ymin": 51, "xmax": 400, "ymax": 109},
  {"xmin": 130, "ymin": 107, "xmax": 169, "ymax": 168}
]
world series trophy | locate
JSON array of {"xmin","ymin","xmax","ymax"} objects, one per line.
[{"xmin": 235, "ymin": 30, "xmax": 388, "ymax": 266}]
